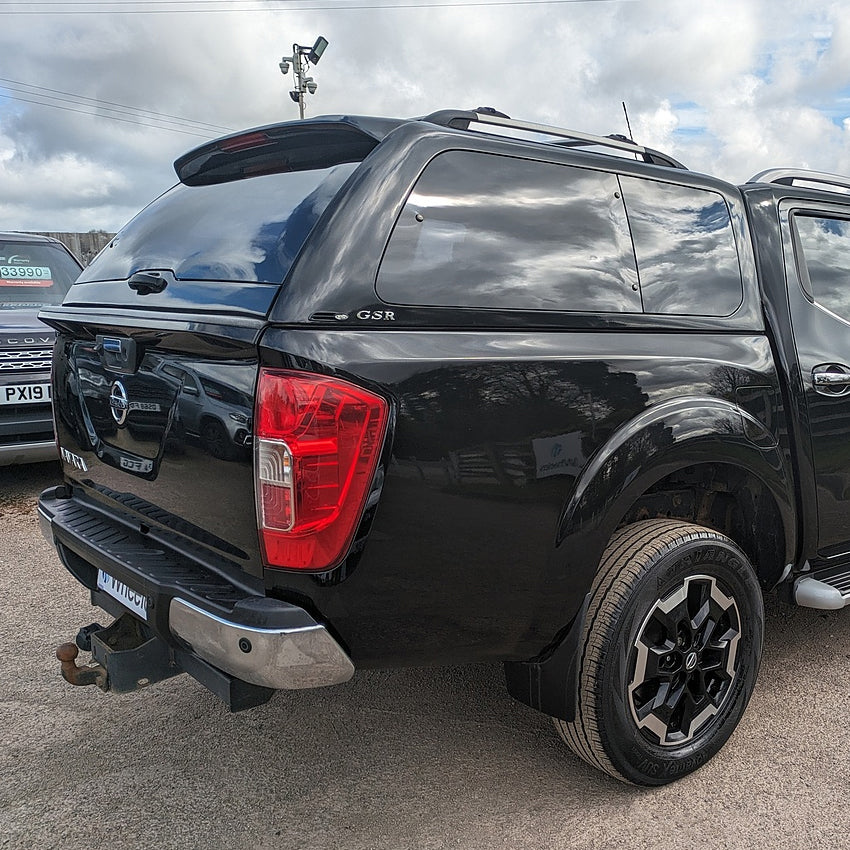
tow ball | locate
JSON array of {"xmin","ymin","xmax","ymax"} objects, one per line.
[
  {"xmin": 55, "ymin": 642, "xmax": 108, "ymax": 690},
  {"xmin": 55, "ymin": 614, "xmax": 179, "ymax": 696}
]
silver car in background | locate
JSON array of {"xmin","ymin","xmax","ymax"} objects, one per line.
[{"xmin": 0, "ymin": 232, "xmax": 82, "ymax": 464}]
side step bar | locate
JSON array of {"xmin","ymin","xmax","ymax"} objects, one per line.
[{"xmin": 794, "ymin": 573, "xmax": 850, "ymax": 610}]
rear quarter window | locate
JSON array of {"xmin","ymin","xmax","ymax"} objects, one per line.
[
  {"xmin": 619, "ymin": 177, "xmax": 743, "ymax": 317},
  {"xmin": 376, "ymin": 150, "xmax": 642, "ymax": 312}
]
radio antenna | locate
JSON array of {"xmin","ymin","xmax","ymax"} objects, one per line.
[{"xmin": 622, "ymin": 101, "xmax": 635, "ymax": 141}]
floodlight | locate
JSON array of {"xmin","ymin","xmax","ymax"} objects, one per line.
[
  {"xmin": 308, "ymin": 36, "xmax": 329, "ymax": 64},
  {"xmin": 289, "ymin": 91, "xmax": 300, "ymax": 103}
]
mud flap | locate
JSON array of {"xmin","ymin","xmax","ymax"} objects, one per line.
[{"xmin": 503, "ymin": 593, "xmax": 589, "ymax": 722}]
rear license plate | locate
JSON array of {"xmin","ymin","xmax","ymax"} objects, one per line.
[
  {"xmin": 0, "ymin": 383, "xmax": 51, "ymax": 405},
  {"xmin": 96, "ymin": 569, "xmax": 148, "ymax": 620}
]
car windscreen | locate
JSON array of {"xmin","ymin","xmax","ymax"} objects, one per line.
[
  {"xmin": 78, "ymin": 162, "xmax": 360, "ymax": 285},
  {"xmin": 0, "ymin": 241, "xmax": 82, "ymax": 309}
]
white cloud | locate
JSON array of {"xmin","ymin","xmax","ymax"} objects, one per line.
[{"xmin": 2, "ymin": 0, "xmax": 850, "ymax": 229}]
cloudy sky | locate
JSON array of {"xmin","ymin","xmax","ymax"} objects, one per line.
[{"xmin": 1, "ymin": 0, "xmax": 849, "ymax": 232}]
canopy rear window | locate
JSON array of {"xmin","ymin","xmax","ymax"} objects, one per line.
[{"xmin": 79, "ymin": 161, "xmax": 360, "ymax": 285}]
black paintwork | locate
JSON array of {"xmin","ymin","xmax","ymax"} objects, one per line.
[
  {"xmin": 271, "ymin": 121, "xmax": 763, "ymax": 333},
  {"xmin": 37, "ymin": 111, "xmax": 850, "ymax": 708},
  {"xmin": 257, "ymin": 326, "xmax": 792, "ymax": 665}
]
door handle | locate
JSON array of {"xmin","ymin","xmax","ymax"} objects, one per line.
[
  {"xmin": 813, "ymin": 371, "xmax": 850, "ymax": 387},
  {"xmin": 813, "ymin": 364, "xmax": 850, "ymax": 394}
]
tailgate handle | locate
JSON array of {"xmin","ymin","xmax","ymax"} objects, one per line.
[
  {"xmin": 95, "ymin": 334, "xmax": 138, "ymax": 373},
  {"xmin": 128, "ymin": 271, "xmax": 167, "ymax": 296}
]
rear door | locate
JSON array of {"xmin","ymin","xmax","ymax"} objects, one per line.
[{"xmin": 780, "ymin": 198, "xmax": 850, "ymax": 556}]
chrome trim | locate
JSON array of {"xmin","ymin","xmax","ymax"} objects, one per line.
[
  {"xmin": 794, "ymin": 576, "xmax": 847, "ymax": 610},
  {"xmin": 0, "ymin": 347, "xmax": 52, "ymax": 370},
  {"xmin": 470, "ymin": 112, "xmax": 650, "ymax": 156},
  {"xmin": 169, "ymin": 598, "xmax": 354, "ymax": 690},
  {"xmin": 37, "ymin": 503, "xmax": 53, "ymax": 542},
  {"xmin": 0, "ymin": 440, "xmax": 58, "ymax": 465},
  {"xmin": 109, "ymin": 380, "xmax": 129, "ymax": 426},
  {"xmin": 0, "ymin": 362, "xmax": 51, "ymax": 371},
  {"xmin": 0, "ymin": 348, "xmax": 52, "ymax": 359},
  {"xmin": 813, "ymin": 371, "xmax": 850, "ymax": 387}
]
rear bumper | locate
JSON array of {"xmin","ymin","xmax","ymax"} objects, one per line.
[
  {"xmin": 0, "ymin": 439, "xmax": 57, "ymax": 465},
  {"xmin": 168, "ymin": 597, "xmax": 354, "ymax": 689},
  {"xmin": 38, "ymin": 485, "xmax": 354, "ymax": 697}
]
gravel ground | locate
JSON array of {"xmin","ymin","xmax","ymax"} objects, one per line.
[{"xmin": 1, "ymin": 461, "xmax": 848, "ymax": 849}]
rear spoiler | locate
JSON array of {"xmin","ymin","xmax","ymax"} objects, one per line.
[{"xmin": 174, "ymin": 116, "xmax": 400, "ymax": 186}]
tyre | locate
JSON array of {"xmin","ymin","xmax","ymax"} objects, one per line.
[{"xmin": 555, "ymin": 519, "xmax": 763, "ymax": 786}]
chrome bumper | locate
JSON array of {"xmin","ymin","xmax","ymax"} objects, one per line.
[
  {"xmin": 0, "ymin": 439, "xmax": 58, "ymax": 466},
  {"xmin": 40, "ymin": 485, "xmax": 355, "ymax": 697},
  {"xmin": 169, "ymin": 598, "xmax": 354, "ymax": 690}
]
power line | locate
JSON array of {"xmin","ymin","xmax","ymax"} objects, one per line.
[
  {"xmin": 0, "ymin": 0, "xmax": 630, "ymax": 14},
  {"xmin": 0, "ymin": 78, "xmax": 234, "ymax": 133},
  {"xmin": 0, "ymin": 92, "xmax": 221, "ymax": 138},
  {"xmin": 3, "ymin": 0, "xmax": 277, "ymax": 3}
]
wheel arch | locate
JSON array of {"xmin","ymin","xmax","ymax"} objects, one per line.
[
  {"xmin": 506, "ymin": 396, "xmax": 795, "ymax": 723},
  {"xmin": 558, "ymin": 396, "xmax": 796, "ymax": 591}
]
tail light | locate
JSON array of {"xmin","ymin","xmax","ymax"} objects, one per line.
[{"xmin": 254, "ymin": 369, "xmax": 389, "ymax": 571}]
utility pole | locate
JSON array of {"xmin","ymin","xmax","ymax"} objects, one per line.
[{"xmin": 279, "ymin": 36, "xmax": 329, "ymax": 120}]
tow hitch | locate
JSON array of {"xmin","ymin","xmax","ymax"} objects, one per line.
[
  {"xmin": 54, "ymin": 613, "xmax": 276, "ymax": 710},
  {"xmin": 56, "ymin": 642, "xmax": 108, "ymax": 689},
  {"xmin": 55, "ymin": 614, "xmax": 178, "ymax": 694}
]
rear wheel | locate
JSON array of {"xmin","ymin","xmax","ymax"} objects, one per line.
[{"xmin": 555, "ymin": 519, "xmax": 763, "ymax": 785}]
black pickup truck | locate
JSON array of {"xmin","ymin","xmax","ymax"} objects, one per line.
[{"xmin": 37, "ymin": 109, "xmax": 850, "ymax": 786}]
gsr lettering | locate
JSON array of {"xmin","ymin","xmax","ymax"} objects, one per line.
[{"xmin": 356, "ymin": 310, "xmax": 395, "ymax": 321}]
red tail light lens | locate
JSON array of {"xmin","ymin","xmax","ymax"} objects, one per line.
[
  {"xmin": 254, "ymin": 369, "xmax": 389, "ymax": 571},
  {"xmin": 218, "ymin": 131, "xmax": 272, "ymax": 152}
]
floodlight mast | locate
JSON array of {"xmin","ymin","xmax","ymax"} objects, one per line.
[{"xmin": 278, "ymin": 36, "xmax": 329, "ymax": 119}]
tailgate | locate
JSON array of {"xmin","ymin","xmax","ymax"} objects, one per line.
[{"xmin": 48, "ymin": 318, "xmax": 264, "ymax": 573}]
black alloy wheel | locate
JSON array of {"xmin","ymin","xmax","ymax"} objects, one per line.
[
  {"xmin": 554, "ymin": 519, "xmax": 763, "ymax": 786},
  {"xmin": 628, "ymin": 573, "xmax": 741, "ymax": 747}
]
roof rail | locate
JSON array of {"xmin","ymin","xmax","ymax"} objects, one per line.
[
  {"xmin": 748, "ymin": 168, "xmax": 850, "ymax": 194},
  {"xmin": 422, "ymin": 108, "xmax": 687, "ymax": 170}
]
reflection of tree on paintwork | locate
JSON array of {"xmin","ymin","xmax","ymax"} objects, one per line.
[
  {"xmin": 708, "ymin": 365, "xmax": 747, "ymax": 400},
  {"xmin": 394, "ymin": 361, "xmax": 648, "ymax": 462}
]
